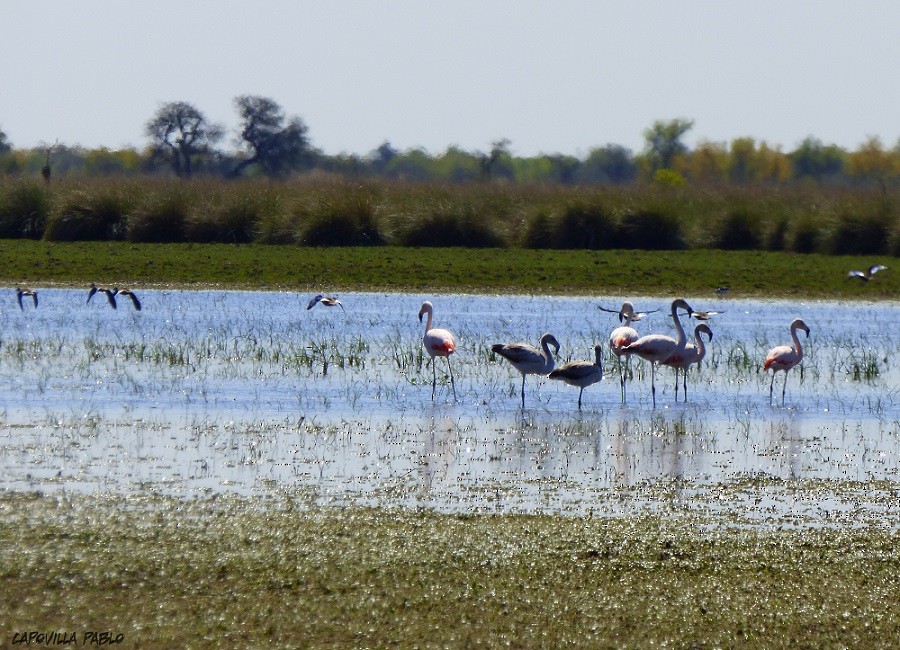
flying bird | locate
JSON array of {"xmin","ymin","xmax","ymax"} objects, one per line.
[
  {"xmin": 307, "ymin": 294, "xmax": 344, "ymax": 311},
  {"xmin": 548, "ymin": 344, "xmax": 604, "ymax": 409},
  {"xmin": 847, "ymin": 265, "xmax": 887, "ymax": 281},
  {"xmin": 16, "ymin": 286, "xmax": 38, "ymax": 310},
  {"xmin": 690, "ymin": 310, "xmax": 724, "ymax": 321},
  {"xmin": 597, "ymin": 303, "xmax": 658, "ymax": 322},
  {"xmin": 492, "ymin": 332, "xmax": 560, "ymax": 407},
  {"xmin": 418, "ymin": 300, "xmax": 457, "ymax": 401},
  {"xmin": 623, "ymin": 298, "xmax": 694, "ymax": 408},
  {"xmin": 115, "ymin": 288, "xmax": 142, "ymax": 311},
  {"xmin": 87, "ymin": 283, "xmax": 118, "ymax": 309},
  {"xmin": 764, "ymin": 318, "xmax": 810, "ymax": 406},
  {"xmin": 661, "ymin": 323, "xmax": 713, "ymax": 401}
]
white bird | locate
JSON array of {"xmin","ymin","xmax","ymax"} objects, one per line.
[
  {"xmin": 307, "ymin": 294, "xmax": 344, "ymax": 311},
  {"xmin": 847, "ymin": 265, "xmax": 887, "ymax": 281},
  {"xmin": 548, "ymin": 344, "xmax": 604, "ymax": 409},
  {"xmin": 661, "ymin": 323, "xmax": 713, "ymax": 401},
  {"xmin": 690, "ymin": 310, "xmax": 724, "ymax": 321},
  {"xmin": 606, "ymin": 302, "xmax": 646, "ymax": 403},
  {"xmin": 623, "ymin": 298, "xmax": 694, "ymax": 408},
  {"xmin": 492, "ymin": 333, "xmax": 560, "ymax": 407},
  {"xmin": 764, "ymin": 318, "xmax": 810, "ymax": 405},
  {"xmin": 418, "ymin": 300, "xmax": 457, "ymax": 401},
  {"xmin": 16, "ymin": 286, "xmax": 38, "ymax": 310},
  {"xmin": 598, "ymin": 303, "xmax": 658, "ymax": 322}
]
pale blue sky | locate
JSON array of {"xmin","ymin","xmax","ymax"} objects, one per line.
[{"xmin": 2, "ymin": 1, "xmax": 898, "ymax": 157}]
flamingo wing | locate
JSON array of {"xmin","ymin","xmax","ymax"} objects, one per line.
[
  {"xmin": 764, "ymin": 345, "xmax": 799, "ymax": 372},
  {"xmin": 492, "ymin": 343, "xmax": 541, "ymax": 365}
]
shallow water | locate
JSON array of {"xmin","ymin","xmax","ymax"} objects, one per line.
[{"xmin": 0, "ymin": 289, "xmax": 897, "ymax": 521}]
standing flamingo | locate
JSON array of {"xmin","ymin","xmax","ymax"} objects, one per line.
[
  {"xmin": 548, "ymin": 344, "xmax": 603, "ymax": 409},
  {"xmin": 661, "ymin": 323, "xmax": 713, "ymax": 401},
  {"xmin": 764, "ymin": 318, "xmax": 810, "ymax": 405},
  {"xmin": 418, "ymin": 301, "xmax": 457, "ymax": 401},
  {"xmin": 605, "ymin": 302, "xmax": 647, "ymax": 403},
  {"xmin": 492, "ymin": 333, "xmax": 560, "ymax": 407},
  {"xmin": 623, "ymin": 298, "xmax": 694, "ymax": 407}
]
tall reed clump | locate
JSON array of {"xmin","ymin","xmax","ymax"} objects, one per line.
[
  {"xmin": 397, "ymin": 201, "xmax": 505, "ymax": 247},
  {"xmin": 710, "ymin": 209, "xmax": 763, "ymax": 250},
  {"xmin": 44, "ymin": 182, "xmax": 137, "ymax": 241},
  {"xmin": 126, "ymin": 183, "xmax": 196, "ymax": 243},
  {"xmin": 616, "ymin": 209, "xmax": 685, "ymax": 250},
  {"xmin": 296, "ymin": 191, "xmax": 385, "ymax": 246},
  {"xmin": 185, "ymin": 184, "xmax": 280, "ymax": 244},
  {"xmin": 523, "ymin": 200, "xmax": 617, "ymax": 249},
  {"xmin": 0, "ymin": 180, "xmax": 50, "ymax": 239},
  {"xmin": 824, "ymin": 210, "xmax": 892, "ymax": 255}
]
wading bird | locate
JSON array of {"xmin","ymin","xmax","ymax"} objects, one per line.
[
  {"xmin": 847, "ymin": 265, "xmax": 887, "ymax": 282},
  {"xmin": 418, "ymin": 300, "xmax": 457, "ymax": 401},
  {"xmin": 764, "ymin": 318, "xmax": 810, "ymax": 406},
  {"xmin": 492, "ymin": 333, "xmax": 560, "ymax": 407},
  {"xmin": 605, "ymin": 302, "xmax": 648, "ymax": 403},
  {"xmin": 715, "ymin": 286, "xmax": 730, "ymax": 297},
  {"xmin": 623, "ymin": 298, "xmax": 694, "ymax": 408},
  {"xmin": 16, "ymin": 286, "xmax": 38, "ymax": 310},
  {"xmin": 87, "ymin": 283, "xmax": 117, "ymax": 309},
  {"xmin": 307, "ymin": 294, "xmax": 344, "ymax": 312},
  {"xmin": 548, "ymin": 344, "xmax": 603, "ymax": 409},
  {"xmin": 661, "ymin": 323, "xmax": 713, "ymax": 401}
]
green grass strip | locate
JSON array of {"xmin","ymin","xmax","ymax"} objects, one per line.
[{"xmin": 0, "ymin": 240, "xmax": 897, "ymax": 298}]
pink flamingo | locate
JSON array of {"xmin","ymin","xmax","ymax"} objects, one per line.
[
  {"xmin": 548, "ymin": 344, "xmax": 603, "ymax": 409},
  {"xmin": 764, "ymin": 318, "xmax": 810, "ymax": 405},
  {"xmin": 623, "ymin": 298, "xmax": 694, "ymax": 407},
  {"xmin": 661, "ymin": 323, "xmax": 713, "ymax": 401},
  {"xmin": 418, "ymin": 301, "xmax": 457, "ymax": 400},
  {"xmin": 492, "ymin": 333, "xmax": 560, "ymax": 407},
  {"xmin": 605, "ymin": 302, "xmax": 647, "ymax": 403}
]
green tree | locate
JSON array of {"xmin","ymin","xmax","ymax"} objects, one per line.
[
  {"xmin": 0, "ymin": 126, "xmax": 10, "ymax": 154},
  {"xmin": 643, "ymin": 118, "xmax": 694, "ymax": 171},
  {"xmin": 232, "ymin": 95, "xmax": 313, "ymax": 177},
  {"xmin": 789, "ymin": 136, "xmax": 845, "ymax": 181},
  {"xmin": 145, "ymin": 101, "xmax": 223, "ymax": 178},
  {"xmin": 578, "ymin": 145, "xmax": 636, "ymax": 184}
]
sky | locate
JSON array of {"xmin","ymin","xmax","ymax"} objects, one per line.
[{"xmin": 2, "ymin": 1, "xmax": 899, "ymax": 158}]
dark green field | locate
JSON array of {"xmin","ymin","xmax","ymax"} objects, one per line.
[{"xmin": 1, "ymin": 240, "xmax": 897, "ymax": 298}]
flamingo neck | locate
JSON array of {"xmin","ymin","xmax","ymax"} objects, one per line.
[
  {"xmin": 790, "ymin": 326, "xmax": 805, "ymax": 359},
  {"xmin": 671, "ymin": 303, "xmax": 687, "ymax": 347},
  {"xmin": 695, "ymin": 330, "xmax": 707, "ymax": 361},
  {"xmin": 422, "ymin": 309, "xmax": 433, "ymax": 333},
  {"xmin": 541, "ymin": 338, "xmax": 554, "ymax": 362}
]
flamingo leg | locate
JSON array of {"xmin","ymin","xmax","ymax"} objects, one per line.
[
  {"xmin": 616, "ymin": 357, "xmax": 626, "ymax": 403},
  {"xmin": 782, "ymin": 372, "xmax": 788, "ymax": 405},
  {"xmin": 577, "ymin": 387, "xmax": 584, "ymax": 410},
  {"xmin": 446, "ymin": 356, "xmax": 457, "ymax": 400},
  {"xmin": 520, "ymin": 375, "xmax": 526, "ymax": 408},
  {"xmin": 430, "ymin": 359, "xmax": 437, "ymax": 401},
  {"xmin": 651, "ymin": 363, "xmax": 657, "ymax": 408},
  {"xmin": 673, "ymin": 368, "xmax": 680, "ymax": 401},
  {"xmin": 683, "ymin": 369, "xmax": 688, "ymax": 402}
]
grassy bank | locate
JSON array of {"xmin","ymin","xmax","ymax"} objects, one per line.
[
  {"xmin": 0, "ymin": 240, "xmax": 897, "ymax": 298},
  {"xmin": 1, "ymin": 492, "xmax": 897, "ymax": 648}
]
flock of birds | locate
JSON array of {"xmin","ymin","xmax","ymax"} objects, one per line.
[
  {"xmin": 10, "ymin": 262, "xmax": 888, "ymax": 409},
  {"xmin": 423, "ymin": 297, "xmax": 811, "ymax": 409}
]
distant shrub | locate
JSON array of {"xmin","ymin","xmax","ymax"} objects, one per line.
[
  {"xmin": 0, "ymin": 181, "xmax": 49, "ymax": 238},
  {"xmin": 788, "ymin": 217, "xmax": 820, "ymax": 253},
  {"xmin": 297, "ymin": 195, "xmax": 384, "ymax": 246},
  {"xmin": 185, "ymin": 192, "xmax": 276, "ymax": 244},
  {"xmin": 711, "ymin": 209, "xmax": 762, "ymax": 250},
  {"xmin": 522, "ymin": 210, "xmax": 555, "ymax": 249},
  {"xmin": 399, "ymin": 205, "xmax": 504, "ymax": 248},
  {"xmin": 765, "ymin": 219, "xmax": 788, "ymax": 251},
  {"xmin": 825, "ymin": 212, "xmax": 889, "ymax": 255},
  {"xmin": 546, "ymin": 202, "xmax": 616, "ymax": 249},
  {"xmin": 126, "ymin": 187, "xmax": 192, "ymax": 243},
  {"xmin": 616, "ymin": 210, "xmax": 685, "ymax": 250},
  {"xmin": 44, "ymin": 186, "xmax": 131, "ymax": 241}
]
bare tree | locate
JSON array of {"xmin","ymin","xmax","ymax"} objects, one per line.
[
  {"xmin": 145, "ymin": 101, "xmax": 223, "ymax": 177},
  {"xmin": 232, "ymin": 95, "xmax": 313, "ymax": 177}
]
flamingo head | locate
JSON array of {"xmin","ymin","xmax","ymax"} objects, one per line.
[
  {"xmin": 541, "ymin": 333, "xmax": 561, "ymax": 356},
  {"xmin": 418, "ymin": 301, "xmax": 433, "ymax": 323},
  {"xmin": 672, "ymin": 298, "xmax": 693, "ymax": 318},
  {"xmin": 695, "ymin": 323, "xmax": 713, "ymax": 340},
  {"xmin": 791, "ymin": 318, "xmax": 810, "ymax": 338}
]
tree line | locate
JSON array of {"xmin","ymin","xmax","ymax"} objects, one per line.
[{"xmin": 0, "ymin": 100, "xmax": 898, "ymax": 187}]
